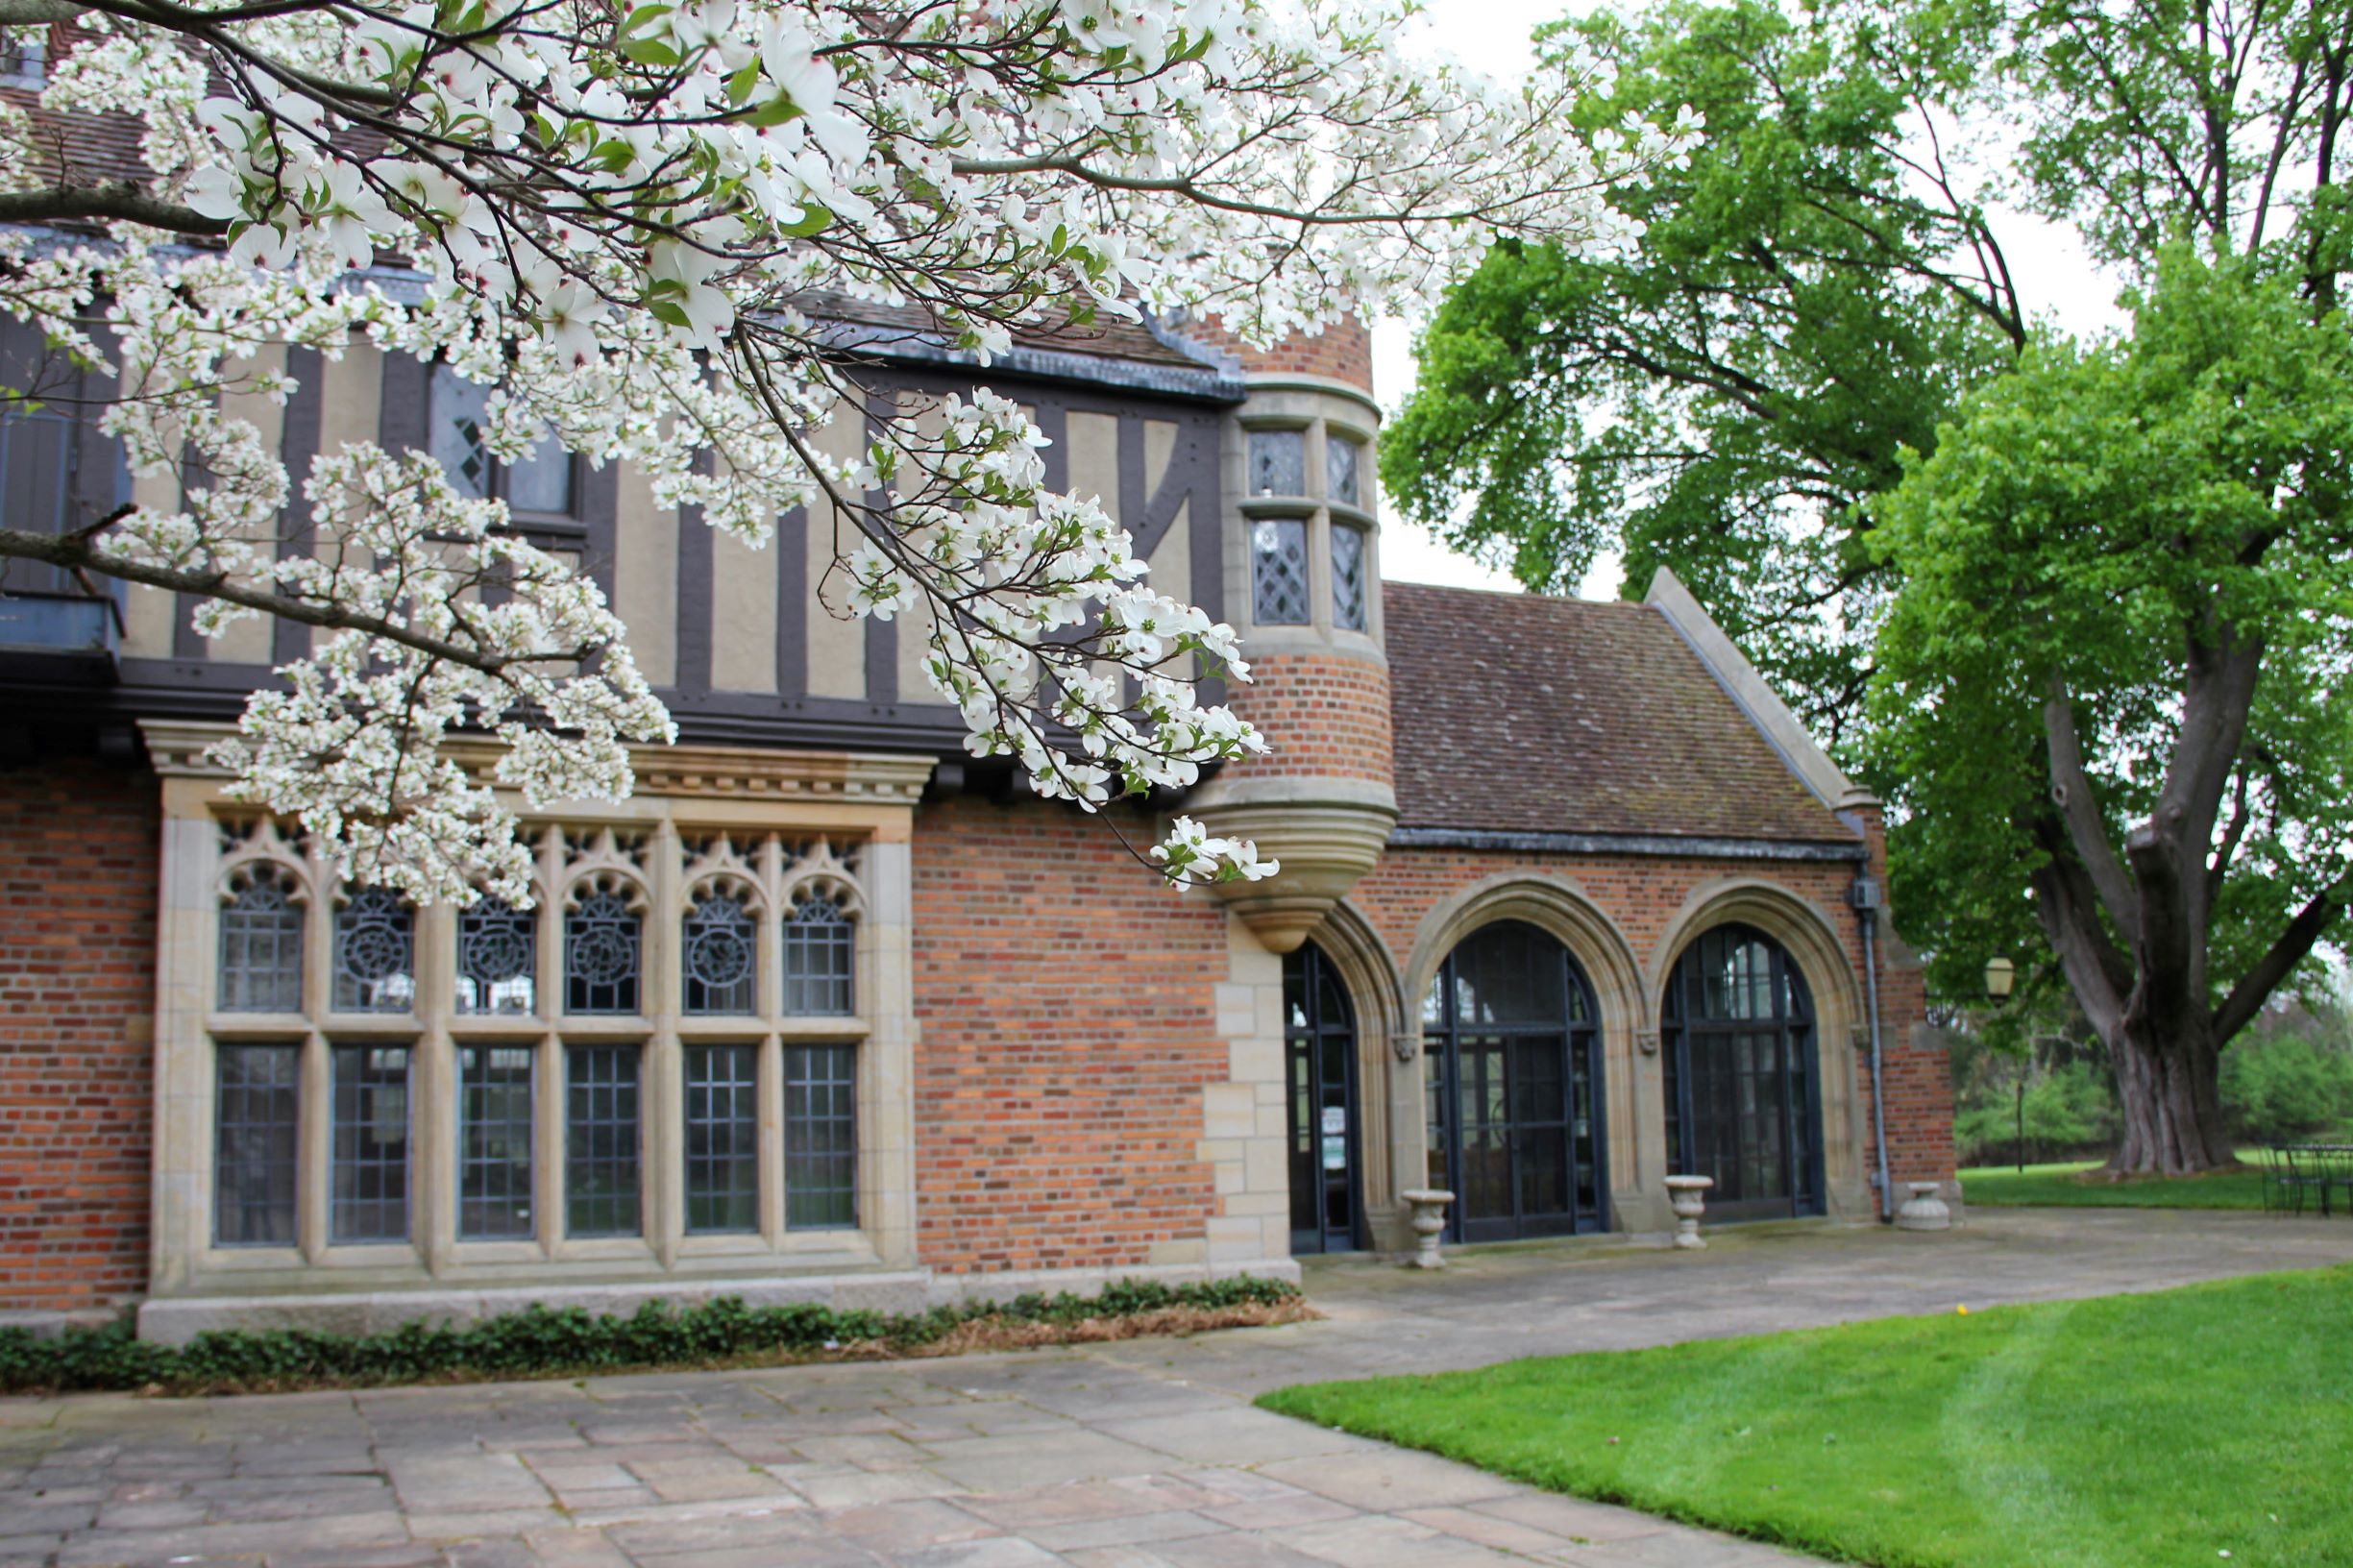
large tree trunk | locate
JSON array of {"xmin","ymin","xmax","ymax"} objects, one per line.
[{"xmin": 2104, "ymin": 1015, "xmax": 2237, "ymax": 1175}]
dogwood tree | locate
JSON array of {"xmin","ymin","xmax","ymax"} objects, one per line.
[{"xmin": 0, "ymin": 0, "xmax": 1691, "ymax": 903}]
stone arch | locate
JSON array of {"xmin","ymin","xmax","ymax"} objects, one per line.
[
  {"xmin": 1400, "ymin": 873, "xmax": 1650, "ymax": 1227},
  {"xmin": 1650, "ymin": 878, "xmax": 1872, "ymax": 1216},
  {"xmin": 1301, "ymin": 898, "xmax": 1407, "ymax": 1232}
]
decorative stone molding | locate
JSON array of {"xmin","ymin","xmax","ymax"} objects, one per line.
[
  {"xmin": 1635, "ymin": 1026, "xmax": 1660, "ymax": 1057},
  {"xmin": 1188, "ymin": 796, "xmax": 1397, "ymax": 954},
  {"xmin": 137, "ymin": 721, "xmax": 936, "ymax": 804}
]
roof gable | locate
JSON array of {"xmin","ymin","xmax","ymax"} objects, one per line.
[{"xmin": 1384, "ymin": 581, "xmax": 1856, "ymax": 845}]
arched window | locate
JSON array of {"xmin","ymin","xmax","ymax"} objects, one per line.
[
  {"xmin": 565, "ymin": 884, "xmax": 643, "ymax": 1015},
  {"xmin": 782, "ymin": 894, "xmax": 854, "ymax": 1015},
  {"xmin": 333, "ymin": 888, "xmax": 415, "ymax": 1013},
  {"xmin": 218, "ymin": 870, "xmax": 304, "ymax": 1012},
  {"xmin": 1285, "ymin": 942, "xmax": 1360, "ymax": 1255},
  {"xmin": 1662, "ymin": 924, "xmax": 1823, "ymax": 1221},
  {"xmin": 683, "ymin": 888, "xmax": 757, "ymax": 1016},
  {"xmin": 457, "ymin": 895, "xmax": 537, "ymax": 1015},
  {"xmin": 1422, "ymin": 919, "xmax": 1607, "ymax": 1240}
]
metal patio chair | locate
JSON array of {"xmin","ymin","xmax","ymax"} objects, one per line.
[{"xmin": 2260, "ymin": 1144, "xmax": 2330, "ymax": 1216}]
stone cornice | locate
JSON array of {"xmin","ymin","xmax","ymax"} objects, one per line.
[{"xmin": 138, "ymin": 720, "xmax": 935, "ymax": 804}]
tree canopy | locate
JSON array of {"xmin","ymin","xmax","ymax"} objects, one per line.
[
  {"xmin": 1383, "ymin": 0, "xmax": 2353, "ymax": 734},
  {"xmin": 1870, "ymin": 250, "xmax": 2353, "ymax": 1170}
]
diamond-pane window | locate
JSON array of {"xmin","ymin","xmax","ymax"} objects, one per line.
[
  {"xmin": 458, "ymin": 895, "xmax": 537, "ymax": 1015},
  {"xmin": 219, "ymin": 872, "xmax": 304, "ymax": 1013},
  {"xmin": 1247, "ymin": 429, "xmax": 1306, "ymax": 496},
  {"xmin": 332, "ymin": 888, "xmax": 414, "ymax": 1013},
  {"xmin": 1251, "ymin": 517, "xmax": 1310, "ymax": 625},
  {"xmin": 782, "ymin": 895, "xmax": 854, "ymax": 1016},
  {"xmin": 1332, "ymin": 522, "xmax": 1368, "ymax": 631},
  {"xmin": 683, "ymin": 889, "xmax": 757, "ymax": 1015},
  {"xmin": 429, "ymin": 363, "xmax": 575, "ymax": 518},
  {"xmin": 565, "ymin": 886, "xmax": 642, "ymax": 1015},
  {"xmin": 1326, "ymin": 434, "xmax": 1360, "ymax": 507}
]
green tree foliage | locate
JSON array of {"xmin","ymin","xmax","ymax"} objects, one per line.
[
  {"xmin": 1381, "ymin": 0, "xmax": 2018, "ymax": 731},
  {"xmin": 1870, "ymin": 252, "xmax": 2353, "ymax": 1170},
  {"xmin": 1385, "ymin": 0, "xmax": 2353, "ymax": 732}
]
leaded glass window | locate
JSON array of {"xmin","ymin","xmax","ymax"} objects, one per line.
[
  {"xmin": 1247, "ymin": 429, "xmax": 1305, "ymax": 496},
  {"xmin": 565, "ymin": 1044, "xmax": 641, "ymax": 1237},
  {"xmin": 1326, "ymin": 434, "xmax": 1360, "ymax": 506},
  {"xmin": 214, "ymin": 1044, "xmax": 299, "ymax": 1245},
  {"xmin": 458, "ymin": 1045, "xmax": 534, "ymax": 1239},
  {"xmin": 786, "ymin": 1045, "xmax": 857, "ymax": 1229},
  {"xmin": 219, "ymin": 872, "xmax": 304, "ymax": 1013},
  {"xmin": 684, "ymin": 1044, "xmax": 759, "ymax": 1234},
  {"xmin": 1250, "ymin": 517, "xmax": 1310, "ymax": 625},
  {"xmin": 782, "ymin": 895, "xmax": 854, "ymax": 1016},
  {"xmin": 331, "ymin": 1044, "xmax": 410, "ymax": 1243},
  {"xmin": 683, "ymin": 888, "xmax": 757, "ymax": 1016},
  {"xmin": 565, "ymin": 886, "xmax": 642, "ymax": 1015},
  {"xmin": 429, "ymin": 363, "xmax": 576, "ymax": 518},
  {"xmin": 333, "ymin": 888, "xmax": 415, "ymax": 1013},
  {"xmin": 458, "ymin": 896, "xmax": 537, "ymax": 1015},
  {"xmin": 1332, "ymin": 522, "xmax": 1368, "ymax": 631}
]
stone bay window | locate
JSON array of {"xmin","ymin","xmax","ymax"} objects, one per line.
[{"xmin": 143, "ymin": 725, "xmax": 927, "ymax": 1306}]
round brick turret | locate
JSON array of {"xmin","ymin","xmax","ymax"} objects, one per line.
[{"xmin": 1165, "ymin": 313, "xmax": 1396, "ymax": 952}]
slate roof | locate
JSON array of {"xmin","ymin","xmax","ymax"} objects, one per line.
[{"xmin": 1384, "ymin": 582, "xmax": 1857, "ymax": 845}]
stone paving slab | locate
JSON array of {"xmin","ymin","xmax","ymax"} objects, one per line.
[{"xmin": 3, "ymin": 1210, "xmax": 2347, "ymax": 1566}]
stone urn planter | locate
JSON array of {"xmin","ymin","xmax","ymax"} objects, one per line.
[
  {"xmin": 1398, "ymin": 1188, "xmax": 1456, "ymax": 1269},
  {"xmin": 1895, "ymin": 1181, "xmax": 1952, "ymax": 1232},
  {"xmin": 1664, "ymin": 1174, "xmax": 1714, "ymax": 1250}
]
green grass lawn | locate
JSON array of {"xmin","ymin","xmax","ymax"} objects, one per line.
[
  {"xmin": 1260, "ymin": 1266, "xmax": 2353, "ymax": 1568},
  {"xmin": 1961, "ymin": 1157, "xmax": 2270, "ymax": 1209}
]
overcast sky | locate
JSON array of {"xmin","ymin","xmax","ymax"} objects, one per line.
[{"xmin": 1369, "ymin": 0, "xmax": 2131, "ymax": 597}]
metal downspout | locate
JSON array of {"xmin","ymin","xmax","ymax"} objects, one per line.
[{"xmin": 1861, "ymin": 908, "xmax": 1892, "ymax": 1222}]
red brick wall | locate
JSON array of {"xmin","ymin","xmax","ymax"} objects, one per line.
[
  {"xmin": 1350, "ymin": 834, "xmax": 1953, "ymax": 1195},
  {"xmin": 1175, "ymin": 314, "xmax": 1374, "ymax": 394},
  {"xmin": 1224, "ymin": 651, "xmax": 1393, "ymax": 783},
  {"xmin": 0, "ymin": 757, "xmax": 158, "ymax": 1314},
  {"xmin": 910, "ymin": 796, "xmax": 1230, "ymax": 1271}
]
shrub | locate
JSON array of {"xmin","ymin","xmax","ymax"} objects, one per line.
[
  {"xmin": 0, "ymin": 1274, "xmax": 1301, "ymax": 1397},
  {"xmin": 1956, "ymin": 1059, "xmax": 2118, "ymax": 1164},
  {"xmin": 2221, "ymin": 1035, "xmax": 2353, "ymax": 1142}
]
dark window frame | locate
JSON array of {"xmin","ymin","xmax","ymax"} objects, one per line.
[{"xmin": 1662, "ymin": 923, "xmax": 1825, "ymax": 1222}]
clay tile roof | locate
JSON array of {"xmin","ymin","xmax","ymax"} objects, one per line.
[{"xmin": 1384, "ymin": 581, "xmax": 1856, "ymax": 844}]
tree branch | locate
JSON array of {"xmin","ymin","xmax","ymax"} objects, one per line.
[
  {"xmin": 2043, "ymin": 673, "xmax": 2143, "ymax": 935},
  {"xmin": 0, "ymin": 521, "xmax": 594, "ymax": 675},
  {"xmin": 0, "ymin": 184, "xmax": 229, "ymax": 237},
  {"xmin": 2213, "ymin": 887, "xmax": 2344, "ymax": 1042}
]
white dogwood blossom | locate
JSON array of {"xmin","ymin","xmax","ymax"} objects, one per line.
[{"xmin": 0, "ymin": 0, "xmax": 1696, "ymax": 901}]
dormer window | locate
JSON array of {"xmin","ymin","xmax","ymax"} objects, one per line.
[
  {"xmin": 1247, "ymin": 429, "xmax": 1306, "ymax": 497},
  {"xmin": 0, "ymin": 29, "xmax": 46, "ymax": 88},
  {"xmin": 430, "ymin": 364, "xmax": 577, "ymax": 525}
]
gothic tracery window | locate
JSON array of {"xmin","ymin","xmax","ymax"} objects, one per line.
[
  {"xmin": 218, "ymin": 870, "xmax": 304, "ymax": 1013},
  {"xmin": 782, "ymin": 894, "xmax": 855, "ymax": 1016},
  {"xmin": 565, "ymin": 883, "xmax": 643, "ymax": 1015},
  {"xmin": 333, "ymin": 887, "xmax": 416, "ymax": 1013},
  {"xmin": 683, "ymin": 887, "xmax": 758, "ymax": 1015}
]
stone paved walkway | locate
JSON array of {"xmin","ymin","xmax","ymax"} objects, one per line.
[{"xmin": 5, "ymin": 1209, "xmax": 2348, "ymax": 1568}]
